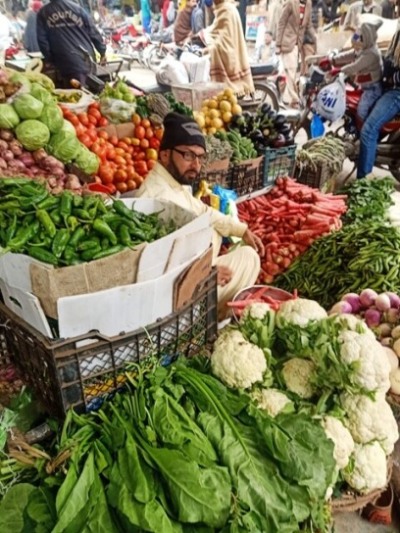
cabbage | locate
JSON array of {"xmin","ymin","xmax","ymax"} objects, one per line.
[
  {"xmin": 0, "ymin": 104, "xmax": 20, "ymax": 129},
  {"xmin": 24, "ymin": 72, "xmax": 55, "ymax": 92},
  {"xmin": 40, "ymin": 104, "xmax": 63, "ymax": 133},
  {"xmin": 9, "ymin": 72, "xmax": 31, "ymax": 93},
  {"xmin": 48, "ymin": 131, "xmax": 81, "ymax": 163},
  {"xmin": 74, "ymin": 146, "xmax": 100, "ymax": 175},
  {"xmin": 30, "ymin": 82, "xmax": 54, "ymax": 105},
  {"xmin": 13, "ymin": 94, "xmax": 44, "ymax": 119},
  {"xmin": 61, "ymin": 119, "xmax": 77, "ymax": 136},
  {"xmin": 15, "ymin": 120, "xmax": 50, "ymax": 151}
]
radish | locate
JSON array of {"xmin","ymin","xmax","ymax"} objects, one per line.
[
  {"xmin": 364, "ymin": 308, "xmax": 381, "ymax": 328},
  {"xmin": 359, "ymin": 289, "xmax": 378, "ymax": 308},
  {"xmin": 341, "ymin": 293, "xmax": 362, "ymax": 313},
  {"xmin": 375, "ymin": 293, "xmax": 391, "ymax": 312}
]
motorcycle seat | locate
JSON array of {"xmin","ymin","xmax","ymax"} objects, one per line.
[{"xmin": 250, "ymin": 63, "xmax": 276, "ymax": 77}]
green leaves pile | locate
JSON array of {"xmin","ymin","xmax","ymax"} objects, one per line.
[{"xmin": 0, "ymin": 359, "xmax": 336, "ymax": 533}]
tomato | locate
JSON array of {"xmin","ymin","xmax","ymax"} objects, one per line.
[
  {"xmin": 75, "ymin": 123, "xmax": 86, "ymax": 137},
  {"xmin": 98, "ymin": 130, "xmax": 109, "ymax": 140},
  {"xmin": 88, "ymin": 108, "xmax": 101, "ymax": 120},
  {"xmin": 88, "ymin": 102, "xmax": 100, "ymax": 111},
  {"xmin": 109, "ymin": 135, "xmax": 119, "ymax": 146},
  {"xmin": 117, "ymin": 141, "xmax": 130, "ymax": 152},
  {"xmin": 141, "ymin": 118, "xmax": 151, "ymax": 129},
  {"xmin": 145, "ymin": 127, "xmax": 154, "ymax": 139},
  {"xmin": 98, "ymin": 117, "xmax": 109, "ymax": 127},
  {"xmin": 135, "ymin": 160, "xmax": 148, "ymax": 176},
  {"xmin": 140, "ymin": 138, "xmax": 149, "ymax": 149},
  {"xmin": 132, "ymin": 113, "xmax": 141, "ymax": 126},
  {"xmin": 77, "ymin": 113, "xmax": 88, "ymax": 126},
  {"xmin": 146, "ymin": 148, "xmax": 158, "ymax": 161},
  {"xmin": 79, "ymin": 134, "xmax": 92, "ymax": 148},
  {"xmin": 116, "ymin": 182, "xmax": 128, "ymax": 193},
  {"xmin": 149, "ymin": 137, "xmax": 160, "ymax": 150},
  {"xmin": 146, "ymin": 159, "xmax": 156, "ymax": 171},
  {"xmin": 107, "ymin": 148, "xmax": 116, "ymax": 160},
  {"xmin": 87, "ymin": 129, "xmax": 98, "ymax": 142},
  {"xmin": 99, "ymin": 166, "xmax": 114, "ymax": 184},
  {"xmin": 134, "ymin": 175, "xmax": 144, "ymax": 186},
  {"xmin": 154, "ymin": 127, "xmax": 164, "ymax": 140},
  {"xmin": 134, "ymin": 126, "xmax": 145, "ymax": 140},
  {"xmin": 131, "ymin": 138, "xmax": 140, "ymax": 146},
  {"xmin": 92, "ymin": 143, "xmax": 107, "ymax": 160},
  {"xmin": 97, "ymin": 137, "xmax": 106, "ymax": 145},
  {"xmin": 115, "ymin": 147, "xmax": 126, "ymax": 157},
  {"xmin": 134, "ymin": 151, "xmax": 146, "ymax": 161},
  {"xmin": 126, "ymin": 180, "xmax": 137, "ymax": 191},
  {"xmin": 114, "ymin": 169, "xmax": 128, "ymax": 183}
]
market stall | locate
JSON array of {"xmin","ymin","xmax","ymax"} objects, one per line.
[{"xmin": 0, "ymin": 61, "xmax": 399, "ymax": 531}]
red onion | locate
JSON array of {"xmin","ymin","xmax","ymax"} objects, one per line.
[
  {"xmin": 3, "ymin": 150, "xmax": 14, "ymax": 162},
  {"xmin": 19, "ymin": 152, "xmax": 35, "ymax": 167},
  {"xmin": 29, "ymin": 165, "xmax": 41, "ymax": 175},
  {"xmin": 341, "ymin": 293, "xmax": 362, "ymax": 313},
  {"xmin": 8, "ymin": 141, "xmax": 23, "ymax": 157},
  {"xmin": 0, "ymin": 130, "xmax": 14, "ymax": 142},
  {"xmin": 48, "ymin": 167, "xmax": 65, "ymax": 177},
  {"xmin": 359, "ymin": 289, "xmax": 378, "ymax": 308},
  {"xmin": 47, "ymin": 177, "xmax": 58, "ymax": 188},
  {"xmin": 329, "ymin": 301, "xmax": 352, "ymax": 315},
  {"xmin": 41, "ymin": 155, "xmax": 64, "ymax": 172},
  {"xmin": 0, "ymin": 158, "xmax": 6, "ymax": 169},
  {"xmin": 32, "ymin": 148, "xmax": 48, "ymax": 163},
  {"xmin": 7, "ymin": 159, "xmax": 27, "ymax": 172},
  {"xmin": 65, "ymin": 174, "xmax": 81, "ymax": 190},
  {"xmin": 0, "ymin": 139, "xmax": 8, "ymax": 153}
]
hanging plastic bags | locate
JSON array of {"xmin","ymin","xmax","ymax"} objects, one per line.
[{"xmin": 314, "ymin": 73, "xmax": 346, "ymax": 122}]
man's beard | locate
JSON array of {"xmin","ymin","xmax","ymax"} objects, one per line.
[{"xmin": 166, "ymin": 157, "xmax": 200, "ymax": 185}]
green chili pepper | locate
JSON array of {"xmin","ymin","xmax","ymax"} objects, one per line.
[
  {"xmin": 37, "ymin": 195, "xmax": 60, "ymax": 211},
  {"xmin": 73, "ymin": 208, "xmax": 92, "ymax": 220},
  {"xmin": 81, "ymin": 246, "xmax": 102, "ymax": 261},
  {"xmin": 52, "ymin": 229, "xmax": 70, "ymax": 259},
  {"xmin": 112, "ymin": 200, "xmax": 140, "ymax": 224},
  {"xmin": 77, "ymin": 239, "xmax": 101, "ymax": 252},
  {"xmin": 73, "ymin": 195, "xmax": 83, "ymax": 208},
  {"xmin": 83, "ymin": 195, "xmax": 99, "ymax": 211},
  {"xmin": 92, "ymin": 218, "xmax": 117, "ymax": 245},
  {"xmin": 88, "ymin": 200, "xmax": 100, "ymax": 220},
  {"xmin": 50, "ymin": 210, "xmax": 62, "ymax": 225},
  {"xmin": 129, "ymin": 228, "xmax": 147, "ymax": 241},
  {"xmin": 0, "ymin": 201, "xmax": 20, "ymax": 211},
  {"xmin": 18, "ymin": 182, "xmax": 45, "ymax": 196},
  {"xmin": 101, "ymin": 238, "xmax": 110, "ymax": 250},
  {"xmin": 18, "ymin": 188, "xmax": 49, "ymax": 208},
  {"xmin": 63, "ymin": 246, "xmax": 80, "ymax": 263},
  {"xmin": 5, "ymin": 215, "xmax": 17, "ymax": 242},
  {"xmin": 92, "ymin": 245, "xmax": 125, "ymax": 260},
  {"xmin": 27, "ymin": 247, "xmax": 59, "ymax": 266},
  {"xmin": 22, "ymin": 214, "xmax": 35, "ymax": 226},
  {"xmin": 96, "ymin": 200, "xmax": 108, "ymax": 215},
  {"xmin": 60, "ymin": 192, "xmax": 73, "ymax": 220},
  {"xmin": 0, "ymin": 178, "xmax": 32, "ymax": 187},
  {"xmin": 8, "ymin": 222, "xmax": 40, "ymax": 252},
  {"xmin": 36, "ymin": 209, "xmax": 57, "ymax": 238},
  {"xmin": 69, "ymin": 227, "xmax": 86, "ymax": 248},
  {"xmin": 119, "ymin": 225, "xmax": 131, "ymax": 246},
  {"xmin": 67, "ymin": 216, "xmax": 78, "ymax": 232}
]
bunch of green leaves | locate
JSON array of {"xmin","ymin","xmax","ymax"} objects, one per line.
[
  {"xmin": 239, "ymin": 309, "xmax": 276, "ymax": 366},
  {"xmin": 164, "ymin": 92, "xmax": 194, "ymax": 117},
  {"xmin": 338, "ymin": 176, "xmax": 394, "ymax": 225}
]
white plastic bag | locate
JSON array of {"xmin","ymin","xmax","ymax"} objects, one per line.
[
  {"xmin": 156, "ymin": 55, "xmax": 189, "ymax": 85},
  {"xmin": 314, "ymin": 74, "xmax": 346, "ymax": 122},
  {"xmin": 179, "ymin": 51, "xmax": 210, "ymax": 83}
]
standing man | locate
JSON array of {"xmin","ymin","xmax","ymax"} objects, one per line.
[
  {"xmin": 174, "ymin": 0, "xmax": 197, "ymax": 45},
  {"xmin": 23, "ymin": 1, "xmax": 43, "ymax": 53},
  {"xmin": 343, "ymin": 0, "xmax": 382, "ymax": 31},
  {"xmin": 135, "ymin": 112, "xmax": 264, "ymax": 320},
  {"xmin": 37, "ymin": 0, "xmax": 107, "ymax": 87},
  {"xmin": 276, "ymin": 0, "xmax": 315, "ymax": 107},
  {"xmin": 381, "ymin": 0, "xmax": 396, "ymax": 19}
]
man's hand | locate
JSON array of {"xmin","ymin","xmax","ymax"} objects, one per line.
[
  {"xmin": 99, "ymin": 55, "xmax": 107, "ymax": 66},
  {"xmin": 242, "ymin": 229, "xmax": 265, "ymax": 256},
  {"xmin": 217, "ymin": 265, "xmax": 233, "ymax": 286}
]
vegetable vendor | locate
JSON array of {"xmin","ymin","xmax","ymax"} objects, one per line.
[{"xmin": 135, "ymin": 112, "xmax": 264, "ymax": 319}]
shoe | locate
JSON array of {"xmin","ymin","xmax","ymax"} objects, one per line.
[{"xmin": 361, "ymin": 484, "xmax": 394, "ymax": 525}]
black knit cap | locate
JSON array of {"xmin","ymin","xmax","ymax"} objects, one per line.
[{"xmin": 160, "ymin": 112, "xmax": 206, "ymax": 151}]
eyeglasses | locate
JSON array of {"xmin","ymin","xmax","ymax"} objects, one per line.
[{"xmin": 172, "ymin": 148, "xmax": 207, "ymax": 165}]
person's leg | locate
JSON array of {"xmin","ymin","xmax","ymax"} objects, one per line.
[
  {"xmin": 357, "ymin": 83, "xmax": 382, "ymax": 121},
  {"xmin": 357, "ymin": 89, "xmax": 400, "ymax": 178},
  {"xmin": 300, "ymin": 43, "xmax": 315, "ymax": 76},
  {"xmin": 216, "ymin": 246, "xmax": 260, "ymax": 320},
  {"xmin": 281, "ymin": 46, "xmax": 299, "ymax": 105}
]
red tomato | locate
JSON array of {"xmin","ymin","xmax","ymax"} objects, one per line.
[
  {"xmin": 114, "ymin": 155, "xmax": 126, "ymax": 166},
  {"xmin": 131, "ymin": 138, "xmax": 140, "ymax": 146},
  {"xmin": 114, "ymin": 169, "xmax": 128, "ymax": 183},
  {"xmin": 134, "ymin": 126, "xmax": 145, "ymax": 140},
  {"xmin": 132, "ymin": 113, "xmax": 141, "ymax": 126},
  {"xmin": 88, "ymin": 102, "xmax": 101, "ymax": 111},
  {"xmin": 140, "ymin": 138, "xmax": 149, "ymax": 149},
  {"xmin": 79, "ymin": 134, "xmax": 92, "ymax": 148},
  {"xmin": 88, "ymin": 114, "xmax": 98, "ymax": 126},
  {"xmin": 145, "ymin": 127, "xmax": 154, "ymax": 139},
  {"xmin": 146, "ymin": 148, "xmax": 158, "ymax": 161},
  {"xmin": 149, "ymin": 137, "xmax": 160, "ymax": 150},
  {"xmin": 134, "ymin": 151, "xmax": 146, "ymax": 161},
  {"xmin": 117, "ymin": 141, "xmax": 129, "ymax": 151},
  {"xmin": 98, "ymin": 117, "xmax": 109, "ymax": 127},
  {"xmin": 109, "ymin": 135, "xmax": 119, "ymax": 146},
  {"xmin": 146, "ymin": 159, "xmax": 156, "ymax": 171},
  {"xmin": 99, "ymin": 166, "xmax": 114, "ymax": 184},
  {"xmin": 126, "ymin": 179, "xmax": 137, "ymax": 191},
  {"xmin": 98, "ymin": 130, "xmax": 109, "ymax": 140},
  {"xmin": 116, "ymin": 182, "xmax": 128, "ymax": 193},
  {"xmin": 135, "ymin": 160, "xmax": 148, "ymax": 176},
  {"xmin": 107, "ymin": 148, "xmax": 116, "ymax": 160},
  {"xmin": 120, "ymin": 137, "xmax": 132, "ymax": 145},
  {"xmin": 88, "ymin": 108, "xmax": 101, "ymax": 120},
  {"xmin": 141, "ymin": 118, "xmax": 151, "ymax": 129},
  {"xmin": 115, "ymin": 147, "xmax": 126, "ymax": 157},
  {"xmin": 77, "ymin": 113, "xmax": 89, "ymax": 126},
  {"xmin": 75, "ymin": 123, "xmax": 86, "ymax": 137},
  {"xmin": 87, "ymin": 129, "xmax": 98, "ymax": 142},
  {"xmin": 154, "ymin": 127, "xmax": 164, "ymax": 140}
]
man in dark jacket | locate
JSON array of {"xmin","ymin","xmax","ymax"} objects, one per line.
[
  {"xmin": 37, "ymin": 0, "xmax": 106, "ymax": 86},
  {"xmin": 381, "ymin": 0, "xmax": 396, "ymax": 19}
]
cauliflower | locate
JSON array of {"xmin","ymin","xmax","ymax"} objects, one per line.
[
  {"xmin": 240, "ymin": 302, "xmax": 272, "ymax": 321},
  {"xmin": 276, "ymin": 298, "xmax": 327, "ymax": 327},
  {"xmin": 281, "ymin": 358, "xmax": 316, "ymax": 399},
  {"xmin": 340, "ymin": 393, "xmax": 399, "ymax": 455},
  {"xmin": 343, "ymin": 442, "xmax": 388, "ymax": 494},
  {"xmin": 339, "ymin": 330, "xmax": 391, "ymax": 393},
  {"xmin": 321, "ymin": 416, "xmax": 355, "ymax": 470},
  {"xmin": 211, "ymin": 329, "xmax": 267, "ymax": 389},
  {"xmin": 332, "ymin": 314, "xmax": 375, "ymax": 339},
  {"xmin": 251, "ymin": 388, "xmax": 293, "ymax": 417}
]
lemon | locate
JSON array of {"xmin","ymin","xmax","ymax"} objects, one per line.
[
  {"xmin": 196, "ymin": 114, "xmax": 206, "ymax": 128},
  {"xmin": 219, "ymin": 100, "xmax": 232, "ymax": 113},
  {"xmin": 209, "ymin": 109, "xmax": 219, "ymax": 119},
  {"xmin": 205, "ymin": 116, "xmax": 211, "ymax": 126},
  {"xmin": 229, "ymin": 95, "xmax": 238, "ymax": 105},
  {"xmin": 203, "ymin": 99, "xmax": 210, "ymax": 108},
  {"xmin": 231, "ymin": 104, "xmax": 242, "ymax": 115},
  {"xmin": 208, "ymin": 127, "xmax": 217, "ymax": 135},
  {"xmin": 211, "ymin": 117, "xmax": 223, "ymax": 129},
  {"xmin": 208, "ymin": 99, "xmax": 218, "ymax": 109},
  {"xmin": 224, "ymin": 88, "xmax": 235, "ymax": 98},
  {"xmin": 222, "ymin": 111, "xmax": 232, "ymax": 123}
]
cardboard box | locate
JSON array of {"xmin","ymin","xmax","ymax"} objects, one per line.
[
  {"xmin": 171, "ymin": 82, "xmax": 225, "ymax": 111},
  {"xmin": 97, "ymin": 122, "xmax": 135, "ymax": 139},
  {"xmin": 0, "ymin": 199, "xmax": 212, "ymax": 319},
  {"xmin": 0, "ymin": 246, "xmax": 213, "ymax": 340}
]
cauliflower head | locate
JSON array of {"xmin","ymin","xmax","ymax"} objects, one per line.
[
  {"xmin": 276, "ymin": 298, "xmax": 327, "ymax": 327},
  {"xmin": 340, "ymin": 393, "xmax": 399, "ymax": 455},
  {"xmin": 332, "ymin": 314, "xmax": 375, "ymax": 339},
  {"xmin": 321, "ymin": 416, "xmax": 355, "ymax": 470},
  {"xmin": 339, "ymin": 330, "xmax": 391, "ymax": 393},
  {"xmin": 251, "ymin": 388, "xmax": 293, "ymax": 417},
  {"xmin": 241, "ymin": 302, "xmax": 273, "ymax": 321},
  {"xmin": 343, "ymin": 442, "xmax": 387, "ymax": 494},
  {"xmin": 281, "ymin": 357, "xmax": 316, "ymax": 399},
  {"xmin": 211, "ymin": 329, "xmax": 267, "ymax": 389}
]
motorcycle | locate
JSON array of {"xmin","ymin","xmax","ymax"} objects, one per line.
[{"xmin": 296, "ymin": 57, "xmax": 400, "ymax": 180}]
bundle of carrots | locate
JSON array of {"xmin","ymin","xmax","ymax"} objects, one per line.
[{"xmin": 237, "ymin": 177, "xmax": 347, "ymax": 283}]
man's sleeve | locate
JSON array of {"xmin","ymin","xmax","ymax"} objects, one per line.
[
  {"xmin": 36, "ymin": 11, "xmax": 52, "ymax": 61},
  {"xmin": 83, "ymin": 10, "xmax": 106, "ymax": 56},
  {"xmin": 276, "ymin": 3, "xmax": 290, "ymax": 48}
]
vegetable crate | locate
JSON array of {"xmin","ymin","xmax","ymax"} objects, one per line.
[
  {"xmin": 230, "ymin": 156, "xmax": 264, "ymax": 197},
  {"xmin": 171, "ymin": 82, "xmax": 225, "ymax": 111},
  {"xmin": 200, "ymin": 158, "xmax": 231, "ymax": 188},
  {"xmin": 294, "ymin": 161, "xmax": 331, "ymax": 189},
  {"xmin": 262, "ymin": 145, "xmax": 296, "ymax": 187},
  {"xmin": 0, "ymin": 270, "xmax": 217, "ymax": 418}
]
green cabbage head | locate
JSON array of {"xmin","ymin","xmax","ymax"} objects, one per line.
[
  {"xmin": 15, "ymin": 120, "xmax": 50, "ymax": 151},
  {"xmin": 13, "ymin": 94, "xmax": 44, "ymax": 119},
  {"xmin": 0, "ymin": 104, "xmax": 20, "ymax": 129},
  {"xmin": 48, "ymin": 131, "xmax": 81, "ymax": 163}
]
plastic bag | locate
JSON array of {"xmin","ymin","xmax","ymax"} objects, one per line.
[
  {"xmin": 100, "ymin": 97, "xmax": 137, "ymax": 124},
  {"xmin": 314, "ymin": 74, "xmax": 346, "ymax": 122},
  {"xmin": 310, "ymin": 113, "xmax": 325, "ymax": 138},
  {"xmin": 180, "ymin": 51, "xmax": 210, "ymax": 83},
  {"xmin": 212, "ymin": 184, "xmax": 238, "ymax": 215},
  {"xmin": 156, "ymin": 55, "xmax": 189, "ymax": 85}
]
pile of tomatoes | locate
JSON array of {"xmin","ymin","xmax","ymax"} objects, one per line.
[{"xmin": 61, "ymin": 106, "xmax": 163, "ymax": 194}]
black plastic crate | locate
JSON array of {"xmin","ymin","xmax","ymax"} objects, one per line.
[
  {"xmin": 262, "ymin": 145, "xmax": 296, "ymax": 187},
  {"xmin": 230, "ymin": 156, "xmax": 264, "ymax": 197},
  {"xmin": 0, "ymin": 270, "xmax": 217, "ymax": 418},
  {"xmin": 294, "ymin": 161, "xmax": 331, "ymax": 189}
]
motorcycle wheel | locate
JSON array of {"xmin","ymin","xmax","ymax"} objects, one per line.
[
  {"xmin": 147, "ymin": 46, "xmax": 168, "ymax": 72},
  {"xmin": 239, "ymin": 81, "xmax": 279, "ymax": 112}
]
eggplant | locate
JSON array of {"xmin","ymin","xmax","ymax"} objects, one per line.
[
  {"xmin": 274, "ymin": 114, "xmax": 287, "ymax": 126},
  {"xmin": 276, "ymin": 123, "xmax": 292, "ymax": 134},
  {"xmin": 260, "ymin": 103, "xmax": 272, "ymax": 116},
  {"xmin": 268, "ymin": 110, "xmax": 277, "ymax": 121}
]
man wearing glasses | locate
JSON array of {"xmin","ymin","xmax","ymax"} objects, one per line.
[{"xmin": 135, "ymin": 112, "xmax": 264, "ymax": 319}]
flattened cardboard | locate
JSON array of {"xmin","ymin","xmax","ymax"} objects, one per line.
[{"xmin": 173, "ymin": 247, "xmax": 213, "ymax": 310}]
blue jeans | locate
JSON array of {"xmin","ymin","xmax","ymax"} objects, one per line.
[
  {"xmin": 357, "ymin": 88, "xmax": 400, "ymax": 178},
  {"xmin": 357, "ymin": 82, "xmax": 382, "ymax": 121}
]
